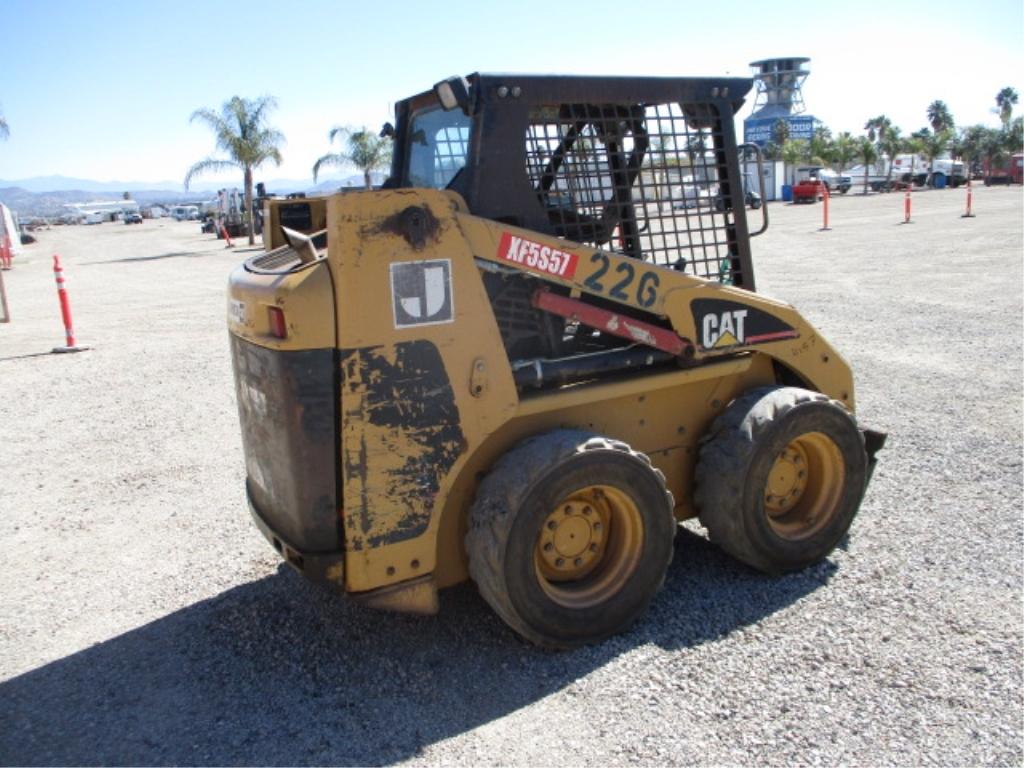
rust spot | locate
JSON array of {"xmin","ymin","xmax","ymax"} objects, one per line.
[{"xmin": 371, "ymin": 205, "xmax": 441, "ymax": 251}]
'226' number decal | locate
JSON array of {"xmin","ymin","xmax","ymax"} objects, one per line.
[{"xmin": 583, "ymin": 252, "xmax": 660, "ymax": 308}]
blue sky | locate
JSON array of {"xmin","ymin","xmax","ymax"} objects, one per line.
[{"xmin": 1, "ymin": 0, "xmax": 1021, "ymax": 186}]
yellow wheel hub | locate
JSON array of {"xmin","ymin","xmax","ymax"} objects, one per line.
[
  {"xmin": 765, "ymin": 444, "xmax": 809, "ymax": 514},
  {"xmin": 764, "ymin": 432, "xmax": 844, "ymax": 540},
  {"xmin": 534, "ymin": 485, "xmax": 644, "ymax": 609},
  {"xmin": 537, "ymin": 500, "xmax": 605, "ymax": 578}
]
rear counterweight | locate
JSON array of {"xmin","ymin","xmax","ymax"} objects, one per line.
[{"xmin": 231, "ymin": 336, "xmax": 341, "ymax": 555}]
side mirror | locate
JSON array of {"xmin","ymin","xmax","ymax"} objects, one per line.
[
  {"xmin": 433, "ymin": 76, "xmax": 472, "ymax": 115},
  {"xmin": 379, "ymin": 122, "xmax": 394, "ymax": 139}
]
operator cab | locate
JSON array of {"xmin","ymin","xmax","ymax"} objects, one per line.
[{"xmin": 388, "ymin": 73, "xmax": 762, "ymax": 288}]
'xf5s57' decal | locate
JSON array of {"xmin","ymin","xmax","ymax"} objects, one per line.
[
  {"xmin": 692, "ymin": 298, "xmax": 798, "ymax": 350},
  {"xmin": 498, "ymin": 232, "xmax": 579, "ymax": 279}
]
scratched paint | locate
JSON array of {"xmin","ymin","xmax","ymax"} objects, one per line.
[{"xmin": 340, "ymin": 340, "xmax": 465, "ymax": 551}]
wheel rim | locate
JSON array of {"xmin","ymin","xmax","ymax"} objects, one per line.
[
  {"xmin": 534, "ymin": 485, "xmax": 644, "ymax": 609},
  {"xmin": 763, "ymin": 432, "xmax": 845, "ymax": 540}
]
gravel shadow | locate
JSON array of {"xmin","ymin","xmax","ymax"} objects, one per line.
[
  {"xmin": 0, "ymin": 528, "xmax": 831, "ymax": 766},
  {"xmin": 86, "ymin": 251, "xmax": 210, "ymax": 264}
]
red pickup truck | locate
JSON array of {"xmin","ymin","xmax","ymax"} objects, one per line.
[{"xmin": 791, "ymin": 179, "xmax": 826, "ymax": 203}]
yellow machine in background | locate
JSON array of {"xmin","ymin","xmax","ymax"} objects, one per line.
[
  {"xmin": 260, "ymin": 195, "xmax": 327, "ymax": 251},
  {"xmin": 227, "ymin": 74, "xmax": 885, "ymax": 647}
]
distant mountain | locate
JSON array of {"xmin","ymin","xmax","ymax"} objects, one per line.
[
  {"xmin": 268, "ymin": 171, "xmax": 388, "ymax": 195},
  {"xmin": 0, "ymin": 171, "xmax": 388, "ymax": 217},
  {"xmin": 0, "ymin": 175, "xmax": 187, "ymax": 194},
  {"xmin": 0, "ymin": 171, "xmax": 387, "ymax": 196},
  {"xmin": 0, "ymin": 187, "xmax": 214, "ymax": 217}
]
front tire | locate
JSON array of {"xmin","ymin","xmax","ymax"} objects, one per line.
[
  {"xmin": 466, "ymin": 431, "xmax": 675, "ymax": 648},
  {"xmin": 694, "ymin": 387, "xmax": 867, "ymax": 574}
]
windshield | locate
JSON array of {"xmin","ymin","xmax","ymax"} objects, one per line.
[{"xmin": 405, "ymin": 107, "xmax": 472, "ymax": 189}]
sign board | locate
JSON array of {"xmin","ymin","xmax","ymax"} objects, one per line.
[{"xmin": 743, "ymin": 115, "xmax": 816, "ymax": 147}]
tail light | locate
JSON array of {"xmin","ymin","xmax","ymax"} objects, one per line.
[{"xmin": 268, "ymin": 306, "xmax": 287, "ymax": 339}]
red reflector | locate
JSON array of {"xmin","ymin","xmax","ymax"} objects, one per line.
[{"xmin": 268, "ymin": 306, "xmax": 287, "ymax": 339}]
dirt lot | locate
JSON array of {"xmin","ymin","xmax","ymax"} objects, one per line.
[{"xmin": 1, "ymin": 188, "xmax": 1021, "ymax": 766}]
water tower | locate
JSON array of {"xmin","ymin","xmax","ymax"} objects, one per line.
[{"xmin": 743, "ymin": 57, "xmax": 816, "ymax": 146}]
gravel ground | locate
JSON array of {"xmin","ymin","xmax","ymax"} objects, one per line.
[{"xmin": 0, "ymin": 188, "xmax": 1021, "ymax": 766}]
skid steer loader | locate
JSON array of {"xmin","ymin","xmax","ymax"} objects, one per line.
[{"xmin": 227, "ymin": 74, "xmax": 885, "ymax": 648}]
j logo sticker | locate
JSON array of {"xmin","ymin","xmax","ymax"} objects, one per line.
[{"xmin": 391, "ymin": 259, "xmax": 454, "ymax": 328}]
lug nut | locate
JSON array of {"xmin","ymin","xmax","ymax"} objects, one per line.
[
  {"xmin": 544, "ymin": 542, "xmax": 553, "ymax": 552},
  {"xmin": 556, "ymin": 558, "xmax": 565, "ymax": 567},
  {"xmin": 547, "ymin": 520, "xmax": 557, "ymax": 530},
  {"xmin": 574, "ymin": 558, "xmax": 583, "ymax": 567}
]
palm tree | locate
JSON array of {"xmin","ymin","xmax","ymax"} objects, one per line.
[
  {"xmin": 185, "ymin": 95, "xmax": 284, "ymax": 245},
  {"xmin": 808, "ymin": 126, "xmax": 833, "ymax": 167},
  {"xmin": 313, "ymin": 127, "xmax": 392, "ymax": 189},
  {"xmin": 682, "ymin": 129, "xmax": 713, "ymax": 182},
  {"xmin": 954, "ymin": 125, "xmax": 989, "ymax": 180},
  {"xmin": 645, "ymin": 135, "xmax": 675, "ymax": 204},
  {"xmin": 831, "ymin": 132, "xmax": 857, "ymax": 174},
  {"xmin": 856, "ymin": 137, "xmax": 878, "ymax": 194},
  {"xmin": 919, "ymin": 129, "xmax": 952, "ymax": 186},
  {"xmin": 981, "ymin": 128, "xmax": 1009, "ymax": 181},
  {"xmin": 864, "ymin": 115, "xmax": 894, "ymax": 182},
  {"xmin": 902, "ymin": 133, "xmax": 927, "ymax": 183},
  {"xmin": 864, "ymin": 115, "xmax": 892, "ymax": 145},
  {"xmin": 879, "ymin": 125, "xmax": 903, "ymax": 187},
  {"xmin": 1010, "ymin": 116, "xmax": 1024, "ymax": 151},
  {"xmin": 996, "ymin": 87, "xmax": 1018, "ymax": 129},
  {"xmin": 927, "ymin": 101, "xmax": 954, "ymax": 134},
  {"xmin": 780, "ymin": 138, "xmax": 808, "ymax": 184},
  {"xmin": 771, "ymin": 119, "xmax": 791, "ymax": 146}
]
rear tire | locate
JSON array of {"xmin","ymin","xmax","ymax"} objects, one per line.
[
  {"xmin": 694, "ymin": 387, "xmax": 867, "ymax": 574},
  {"xmin": 466, "ymin": 431, "xmax": 675, "ymax": 648}
]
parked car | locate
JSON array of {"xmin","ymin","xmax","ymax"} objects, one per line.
[
  {"xmin": 672, "ymin": 183, "xmax": 715, "ymax": 209},
  {"xmin": 715, "ymin": 187, "xmax": 762, "ymax": 211},
  {"xmin": 798, "ymin": 166, "xmax": 851, "ymax": 194},
  {"xmin": 791, "ymin": 179, "xmax": 826, "ymax": 203},
  {"xmin": 123, "ymin": 212, "xmax": 143, "ymax": 224},
  {"xmin": 171, "ymin": 206, "xmax": 200, "ymax": 221}
]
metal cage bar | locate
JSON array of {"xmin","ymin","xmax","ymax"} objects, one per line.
[{"xmin": 524, "ymin": 101, "xmax": 748, "ymax": 286}]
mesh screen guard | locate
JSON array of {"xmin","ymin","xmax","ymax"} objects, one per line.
[{"xmin": 524, "ymin": 101, "xmax": 743, "ymax": 285}]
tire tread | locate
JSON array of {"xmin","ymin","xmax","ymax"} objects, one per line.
[{"xmin": 466, "ymin": 431, "xmax": 673, "ymax": 648}]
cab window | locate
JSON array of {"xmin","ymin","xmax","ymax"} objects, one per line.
[{"xmin": 406, "ymin": 107, "xmax": 472, "ymax": 189}]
